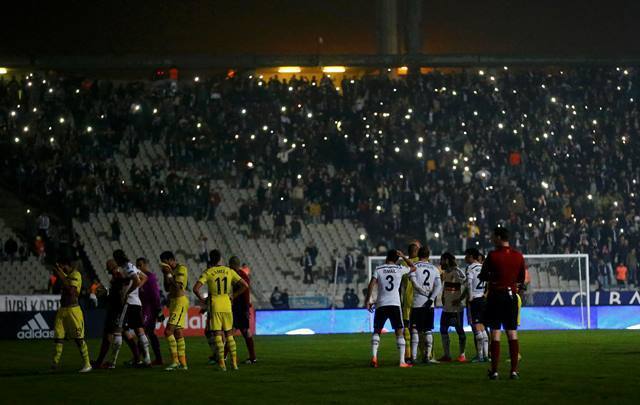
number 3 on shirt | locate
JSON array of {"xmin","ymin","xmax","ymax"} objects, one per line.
[{"xmin": 385, "ymin": 275, "xmax": 394, "ymax": 291}]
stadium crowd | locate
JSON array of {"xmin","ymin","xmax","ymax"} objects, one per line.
[{"xmin": 1, "ymin": 67, "xmax": 640, "ymax": 289}]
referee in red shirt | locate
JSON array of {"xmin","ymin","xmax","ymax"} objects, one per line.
[{"xmin": 479, "ymin": 226, "xmax": 525, "ymax": 380}]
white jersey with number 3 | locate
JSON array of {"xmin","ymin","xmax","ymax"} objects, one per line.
[
  {"xmin": 410, "ymin": 261, "xmax": 440, "ymax": 307},
  {"xmin": 466, "ymin": 262, "xmax": 485, "ymax": 299},
  {"xmin": 373, "ymin": 264, "xmax": 410, "ymax": 307}
]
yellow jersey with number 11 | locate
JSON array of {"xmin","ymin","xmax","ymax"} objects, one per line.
[{"xmin": 198, "ymin": 265, "xmax": 241, "ymax": 313}]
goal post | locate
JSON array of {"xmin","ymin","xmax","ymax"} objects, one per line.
[{"xmin": 366, "ymin": 253, "xmax": 591, "ymax": 329}]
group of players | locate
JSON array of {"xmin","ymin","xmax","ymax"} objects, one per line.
[
  {"xmin": 366, "ymin": 226, "xmax": 526, "ymax": 379},
  {"xmin": 50, "ymin": 248, "xmax": 257, "ymax": 373}
]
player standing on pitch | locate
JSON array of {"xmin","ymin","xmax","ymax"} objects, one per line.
[
  {"xmin": 438, "ymin": 252, "xmax": 468, "ymax": 362},
  {"xmin": 409, "ymin": 246, "xmax": 442, "ymax": 364},
  {"xmin": 400, "ymin": 242, "xmax": 420, "ymax": 363},
  {"xmin": 479, "ymin": 226, "xmax": 525, "ymax": 380},
  {"xmin": 365, "ymin": 250, "xmax": 416, "ymax": 368},
  {"xmin": 160, "ymin": 251, "xmax": 190, "ymax": 371},
  {"xmin": 465, "ymin": 248, "xmax": 489, "ymax": 362},
  {"xmin": 229, "ymin": 256, "xmax": 257, "ymax": 364}
]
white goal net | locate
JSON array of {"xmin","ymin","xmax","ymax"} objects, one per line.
[{"xmin": 366, "ymin": 253, "xmax": 591, "ymax": 328}]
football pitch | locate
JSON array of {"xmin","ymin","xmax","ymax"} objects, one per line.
[{"xmin": 0, "ymin": 330, "xmax": 637, "ymax": 404}]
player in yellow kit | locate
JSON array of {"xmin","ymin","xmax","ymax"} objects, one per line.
[
  {"xmin": 400, "ymin": 242, "xmax": 420, "ymax": 363},
  {"xmin": 160, "ymin": 251, "xmax": 189, "ymax": 371},
  {"xmin": 51, "ymin": 256, "xmax": 92, "ymax": 373},
  {"xmin": 193, "ymin": 249, "xmax": 249, "ymax": 371}
]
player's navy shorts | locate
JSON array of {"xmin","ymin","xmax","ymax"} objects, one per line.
[
  {"xmin": 373, "ymin": 305, "xmax": 403, "ymax": 332},
  {"xmin": 233, "ymin": 304, "xmax": 250, "ymax": 330},
  {"xmin": 485, "ymin": 291, "xmax": 519, "ymax": 330},
  {"xmin": 440, "ymin": 310, "xmax": 464, "ymax": 331},
  {"xmin": 469, "ymin": 297, "xmax": 486, "ymax": 325},
  {"xmin": 118, "ymin": 304, "xmax": 144, "ymax": 330},
  {"xmin": 410, "ymin": 307, "xmax": 434, "ymax": 331}
]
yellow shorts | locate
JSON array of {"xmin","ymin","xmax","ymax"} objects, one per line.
[
  {"xmin": 210, "ymin": 311, "xmax": 233, "ymax": 332},
  {"xmin": 168, "ymin": 296, "xmax": 189, "ymax": 329},
  {"xmin": 54, "ymin": 306, "xmax": 85, "ymax": 339}
]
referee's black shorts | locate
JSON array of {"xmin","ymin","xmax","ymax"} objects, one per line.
[
  {"xmin": 485, "ymin": 291, "xmax": 519, "ymax": 330},
  {"xmin": 232, "ymin": 303, "xmax": 250, "ymax": 330}
]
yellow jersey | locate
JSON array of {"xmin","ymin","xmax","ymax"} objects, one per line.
[
  {"xmin": 198, "ymin": 265, "xmax": 241, "ymax": 313},
  {"xmin": 173, "ymin": 264, "xmax": 188, "ymax": 294},
  {"xmin": 400, "ymin": 257, "xmax": 419, "ymax": 319}
]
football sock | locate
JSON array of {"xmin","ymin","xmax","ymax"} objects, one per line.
[
  {"xmin": 508, "ymin": 339, "xmax": 519, "ymax": 373},
  {"xmin": 207, "ymin": 333, "xmax": 217, "ymax": 357},
  {"xmin": 458, "ymin": 332, "xmax": 467, "ymax": 357},
  {"xmin": 124, "ymin": 334, "xmax": 140, "ymax": 363},
  {"xmin": 474, "ymin": 332, "xmax": 482, "ymax": 358},
  {"xmin": 490, "ymin": 340, "xmax": 500, "ymax": 373},
  {"xmin": 371, "ymin": 333, "xmax": 380, "ymax": 358},
  {"xmin": 77, "ymin": 340, "xmax": 90, "ymax": 367},
  {"xmin": 442, "ymin": 333, "xmax": 450, "ymax": 358},
  {"xmin": 214, "ymin": 335, "xmax": 225, "ymax": 367},
  {"xmin": 396, "ymin": 335, "xmax": 406, "ymax": 364},
  {"xmin": 425, "ymin": 331, "xmax": 433, "ymax": 359},
  {"xmin": 226, "ymin": 336, "xmax": 237, "ymax": 368},
  {"xmin": 403, "ymin": 326, "xmax": 411, "ymax": 359},
  {"xmin": 110, "ymin": 334, "xmax": 122, "ymax": 364},
  {"xmin": 138, "ymin": 333, "xmax": 151, "ymax": 364},
  {"xmin": 96, "ymin": 334, "xmax": 110, "ymax": 365},
  {"xmin": 147, "ymin": 331, "xmax": 162, "ymax": 362},
  {"xmin": 53, "ymin": 342, "xmax": 63, "ymax": 365},
  {"xmin": 167, "ymin": 335, "xmax": 178, "ymax": 364},
  {"xmin": 481, "ymin": 331, "xmax": 489, "ymax": 360},
  {"xmin": 176, "ymin": 337, "xmax": 187, "ymax": 366},
  {"xmin": 410, "ymin": 329, "xmax": 419, "ymax": 361},
  {"xmin": 246, "ymin": 336, "xmax": 256, "ymax": 360}
]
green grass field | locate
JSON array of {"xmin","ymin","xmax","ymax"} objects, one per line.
[{"xmin": 0, "ymin": 331, "xmax": 637, "ymax": 404}]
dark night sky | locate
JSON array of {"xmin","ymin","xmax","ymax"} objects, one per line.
[{"xmin": 2, "ymin": 0, "xmax": 640, "ymax": 56}]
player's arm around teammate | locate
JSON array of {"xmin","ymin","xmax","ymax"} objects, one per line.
[{"xmin": 160, "ymin": 251, "xmax": 190, "ymax": 370}]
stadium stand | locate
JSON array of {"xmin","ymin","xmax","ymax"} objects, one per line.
[{"xmin": 0, "ymin": 219, "xmax": 49, "ymax": 294}]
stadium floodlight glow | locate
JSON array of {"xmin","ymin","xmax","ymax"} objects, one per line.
[
  {"xmin": 49, "ymin": 137, "xmax": 55, "ymax": 144},
  {"xmin": 262, "ymin": 125, "xmax": 268, "ymax": 131},
  {"xmin": 296, "ymin": 174, "xmax": 302, "ymax": 180},
  {"xmin": 464, "ymin": 166, "xmax": 470, "ymax": 172},
  {"xmin": 288, "ymin": 86, "xmax": 293, "ymax": 92},
  {"xmin": 278, "ymin": 66, "xmax": 302, "ymax": 73},
  {"xmin": 403, "ymin": 138, "xmax": 409, "ymax": 144},
  {"xmin": 267, "ymin": 182, "xmax": 272, "ymax": 188},
  {"xmin": 0, "ymin": 67, "xmax": 7, "ymax": 74},
  {"xmin": 322, "ymin": 66, "xmax": 346, "ymax": 73},
  {"xmin": 247, "ymin": 162, "xmax": 254, "ymax": 168},
  {"xmin": 587, "ymin": 194, "xmax": 593, "ymax": 200},
  {"xmin": 86, "ymin": 126, "xmax": 93, "ymax": 133},
  {"xmin": 194, "ymin": 76, "xmax": 200, "ymax": 82},
  {"xmin": 27, "ymin": 81, "xmax": 32, "ymax": 87},
  {"xmin": 541, "ymin": 181, "xmax": 549, "ymax": 189},
  {"xmin": 59, "ymin": 117, "xmax": 65, "ymax": 124},
  {"xmin": 498, "ymin": 123, "xmax": 504, "ymax": 129},
  {"xmin": 376, "ymin": 205, "xmax": 382, "ymax": 212},
  {"xmin": 281, "ymin": 106, "xmax": 286, "ymax": 112},
  {"xmin": 196, "ymin": 185, "xmax": 201, "ymax": 190},
  {"xmin": 417, "ymin": 151, "xmax": 423, "ymax": 158},
  {"xmin": 359, "ymin": 234, "xmax": 366, "ymax": 240},
  {"xmin": 153, "ymin": 108, "xmax": 158, "ymax": 114},
  {"xmin": 26, "ymin": 209, "xmax": 30, "ymax": 214},
  {"xmin": 418, "ymin": 136, "xmax": 423, "ymax": 143},
  {"xmin": 23, "ymin": 126, "xmax": 28, "ymax": 132},
  {"xmin": 490, "ymin": 76, "xmax": 495, "ymax": 81},
  {"xmin": 394, "ymin": 146, "xmax": 400, "ymax": 153},
  {"xmin": 14, "ymin": 137, "xmax": 19, "ymax": 143},
  {"xmin": 444, "ymin": 146, "xmax": 450, "ymax": 152},
  {"xmin": 197, "ymin": 122, "xmax": 202, "ymax": 128},
  {"xmin": 551, "ymin": 97, "xmax": 557, "ymax": 103},
  {"xmin": 434, "ymin": 232, "xmax": 440, "ymax": 238},
  {"xmin": 592, "ymin": 119, "xmax": 597, "ymax": 125},
  {"xmin": 624, "ymin": 69, "xmax": 629, "ymax": 75},
  {"xmin": 283, "ymin": 138, "xmax": 288, "ymax": 143},
  {"xmin": 404, "ymin": 114, "xmax": 411, "ymax": 119},
  {"xmin": 307, "ymin": 112, "xmax": 313, "ymax": 118},
  {"xmin": 234, "ymin": 134, "xmax": 240, "ymax": 140},
  {"xmin": 478, "ymin": 70, "xmax": 485, "ymax": 76},
  {"xmin": 453, "ymin": 158, "xmax": 459, "ymax": 164},
  {"xmin": 503, "ymin": 66, "xmax": 508, "ymax": 71},
  {"xmin": 241, "ymin": 108, "xmax": 247, "ymax": 115},
  {"xmin": 614, "ymin": 201, "xmax": 619, "ymax": 207}
]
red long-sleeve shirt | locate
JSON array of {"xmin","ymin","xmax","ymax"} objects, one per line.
[{"xmin": 479, "ymin": 246, "xmax": 526, "ymax": 293}]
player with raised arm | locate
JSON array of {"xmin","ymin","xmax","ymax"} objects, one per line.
[
  {"xmin": 365, "ymin": 250, "xmax": 416, "ymax": 368},
  {"xmin": 400, "ymin": 242, "xmax": 420, "ymax": 363},
  {"xmin": 193, "ymin": 249, "xmax": 249, "ymax": 371},
  {"xmin": 51, "ymin": 255, "xmax": 92, "ymax": 373},
  {"xmin": 108, "ymin": 249, "xmax": 150, "ymax": 368},
  {"xmin": 229, "ymin": 256, "xmax": 257, "ymax": 364},
  {"xmin": 438, "ymin": 252, "xmax": 468, "ymax": 363},
  {"xmin": 409, "ymin": 246, "xmax": 442, "ymax": 364},
  {"xmin": 480, "ymin": 226, "xmax": 526, "ymax": 380},
  {"xmin": 465, "ymin": 248, "xmax": 489, "ymax": 363},
  {"xmin": 160, "ymin": 251, "xmax": 190, "ymax": 371}
]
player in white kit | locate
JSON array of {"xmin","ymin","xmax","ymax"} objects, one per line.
[
  {"xmin": 465, "ymin": 248, "xmax": 489, "ymax": 362},
  {"xmin": 409, "ymin": 246, "xmax": 442, "ymax": 364},
  {"xmin": 365, "ymin": 250, "xmax": 415, "ymax": 368}
]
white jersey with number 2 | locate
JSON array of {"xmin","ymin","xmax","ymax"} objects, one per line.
[
  {"xmin": 373, "ymin": 264, "xmax": 410, "ymax": 307},
  {"xmin": 466, "ymin": 262, "xmax": 486, "ymax": 299}
]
